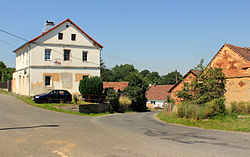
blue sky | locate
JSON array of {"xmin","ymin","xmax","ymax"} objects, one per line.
[{"xmin": 1, "ymin": 0, "xmax": 250, "ymax": 75}]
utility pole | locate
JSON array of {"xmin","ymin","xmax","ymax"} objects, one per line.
[{"xmin": 175, "ymin": 69, "xmax": 178, "ymax": 83}]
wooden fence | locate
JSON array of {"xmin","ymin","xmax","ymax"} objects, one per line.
[{"xmin": 0, "ymin": 80, "xmax": 12, "ymax": 92}]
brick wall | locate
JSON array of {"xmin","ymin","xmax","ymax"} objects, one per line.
[
  {"xmin": 170, "ymin": 72, "xmax": 197, "ymax": 104},
  {"xmin": 210, "ymin": 45, "xmax": 250, "ymax": 107}
]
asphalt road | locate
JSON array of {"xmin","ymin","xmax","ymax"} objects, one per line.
[{"xmin": 0, "ymin": 93, "xmax": 249, "ymax": 157}]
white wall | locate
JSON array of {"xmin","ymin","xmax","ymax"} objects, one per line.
[
  {"xmin": 30, "ymin": 67, "xmax": 100, "ymax": 96},
  {"xmin": 29, "ymin": 44, "xmax": 100, "ymax": 68},
  {"xmin": 147, "ymin": 100, "xmax": 165, "ymax": 108},
  {"xmin": 13, "ymin": 20, "xmax": 102, "ymax": 96},
  {"xmin": 36, "ymin": 21, "xmax": 95, "ymax": 47}
]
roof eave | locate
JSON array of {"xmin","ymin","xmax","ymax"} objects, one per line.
[{"xmin": 13, "ymin": 42, "xmax": 28, "ymax": 53}]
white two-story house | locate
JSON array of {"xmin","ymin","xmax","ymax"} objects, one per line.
[{"xmin": 12, "ymin": 18, "xmax": 103, "ymax": 96}]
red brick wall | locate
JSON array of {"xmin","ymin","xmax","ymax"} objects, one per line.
[
  {"xmin": 210, "ymin": 45, "xmax": 250, "ymax": 107},
  {"xmin": 170, "ymin": 73, "xmax": 197, "ymax": 104}
]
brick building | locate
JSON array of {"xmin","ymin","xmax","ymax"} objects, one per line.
[
  {"xmin": 168, "ymin": 70, "xmax": 200, "ymax": 104},
  {"xmin": 209, "ymin": 43, "xmax": 250, "ymax": 107}
]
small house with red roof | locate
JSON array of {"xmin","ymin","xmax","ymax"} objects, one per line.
[
  {"xmin": 168, "ymin": 70, "xmax": 200, "ymax": 104},
  {"xmin": 146, "ymin": 85, "xmax": 174, "ymax": 109},
  {"xmin": 103, "ymin": 82, "xmax": 129, "ymax": 91},
  {"xmin": 208, "ymin": 43, "xmax": 250, "ymax": 107},
  {"xmin": 12, "ymin": 19, "xmax": 103, "ymax": 96}
]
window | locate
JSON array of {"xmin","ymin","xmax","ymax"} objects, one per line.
[
  {"xmin": 45, "ymin": 49, "xmax": 51, "ymax": 60},
  {"xmin": 71, "ymin": 34, "xmax": 76, "ymax": 41},
  {"xmin": 82, "ymin": 51, "xmax": 88, "ymax": 62},
  {"xmin": 45, "ymin": 76, "xmax": 51, "ymax": 86},
  {"xmin": 58, "ymin": 33, "xmax": 63, "ymax": 40},
  {"xmin": 82, "ymin": 75, "xmax": 89, "ymax": 80},
  {"xmin": 64, "ymin": 50, "xmax": 70, "ymax": 61}
]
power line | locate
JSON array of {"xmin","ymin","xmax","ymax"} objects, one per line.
[
  {"xmin": 0, "ymin": 39, "xmax": 17, "ymax": 47},
  {"xmin": 0, "ymin": 29, "xmax": 102, "ymax": 67},
  {"xmin": 0, "ymin": 30, "xmax": 28, "ymax": 42}
]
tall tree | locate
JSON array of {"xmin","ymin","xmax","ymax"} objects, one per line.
[
  {"xmin": 111, "ymin": 64, "xmax": 138, "ymax": 82},
  {"xmin": 158, "ymin": 71, "xmax": 182, "ymax": 85},
  {"xmin": 0, "ymin": 61, "xmax": 7, "ymax": 81},
  {"xmin": 140, "ymin": 70, "xmax": 150, "ymax": 77},
  {"xmin": 123, "ymin": 72, "xmax": 148, "ymax": 111},
  {"xmin": 145, "ymin": 72, "xmax": 160, "ymax": 84}
]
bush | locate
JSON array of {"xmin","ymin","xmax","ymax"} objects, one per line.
[
  {"xmin": 73, "ymin": 95, "xmax": 78, "ymax": 104},
  {"xmin": 231, "ymin": 101, "xmax": 250, "ymax": 114},
  {"xmin": 79, "ymin": 76, "xmax": 103, "ymax": 96},
  {"xmin": 119, "ymin": 95, "xmax": 132, "ymax": 112},
  {"xmin": 205, "ymin": 97, "xmax": 225, "ymax": 117},
  {"xmin": 79, "ymin": 77, "xmax": 103, "ymax": 102},
  {"xmin": 106, "ymin": 88, "xmax": 120, "ymax": 113}
]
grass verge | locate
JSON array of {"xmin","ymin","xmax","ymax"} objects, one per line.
[
  {"xmin": 157, "ymin": 112, "xmax": 250, "ymax": 132},
  {"xmin": 0, "ymin": 89, "xmax": 110, "ymax": 116}
]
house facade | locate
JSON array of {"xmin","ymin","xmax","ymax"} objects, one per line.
[
  {"xmin": 146, "ymin": 85, "xmax": 173, "ymax": 109},
  {"xmin": 168, "ymin": 70, "xmax": 200, "ymax": 104},
  {"xmin": 12, "ymin": 18, "xmax": 103, "ymax": 96},
  {"xmin": 209, "ymin": 43, "xmax": 250, "ymax": 107}
]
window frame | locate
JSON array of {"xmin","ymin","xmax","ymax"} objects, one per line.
[
  {"xmin": 58, "ymin": 33, "xmax": 63, "ymax": 40},
  {"xmin": 71, "ymin": 34, "xmax": 76, "ymax": 41},
  {"xmin": 64, "ymin": 49, "xmax": 71, "ymax": 61},
  {"xmin": 44, "ymin": 49, "xmax": 51, "ymax": 61},
  {"xmin": 45, "ymin": 76, "xmax": 52, "ymax": 87},
  {"xmin": 82, "ymin": 75, "xmax": 89, "ymax": 80},
  {"xmin": 82, "ymin": 51, "xmax": 88, "ymax": 62}
]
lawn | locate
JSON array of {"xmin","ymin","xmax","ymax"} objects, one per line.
[
  {"xmin": 0, "ymin": 90, "xmax": 110, "ymax": 116},
  {"xmin": 157, "ymin": 112, "xmax": 250, "ymax": 132}
]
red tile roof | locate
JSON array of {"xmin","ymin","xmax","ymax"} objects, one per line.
[
  {"xmin": 168, "ymin": 69, "xmax": 200, "ymax": 93},
  {"xmin": 14, "ymin": 18, "xmax": 103, "ymax": 52},
  {"xmin": 146, "ymin": 85, "xmax": 174, "ymax": 100},
  {"xmin": 226, "ymin": 43, "xmax": 250, "ymax": 61},
  {"xmin": 103, "ymin": 82, "xmax": 129, "ymax": 91}
]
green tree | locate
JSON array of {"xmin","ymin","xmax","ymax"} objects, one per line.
[
  {"xmin": 145, "ymin": 72, "xmax": 160, "ymax": 84},
  {"xmin": 111, "ymin": 64, "xmax": 138, "ymax": 82},
  {"xmin": 177, "ymin": 60, "xmax": 226, "ymax": 104},
  {"xmin": 158, "ymin": 71, "xmax": 182, "ymax": 85},
  {"xmin": 0, "ymin": 61, "xmax": 7, "ymax": 81},
  {"xmin": 5, "ymin": 68, "xmax": 15, "ymax": 80},
  {"xmin": 123, "ymin": 72, "xmax": 148, "ymax": 111},
  {"xmin": 139, "ymin": 70, "xmax": 150, "ymax": 77}
]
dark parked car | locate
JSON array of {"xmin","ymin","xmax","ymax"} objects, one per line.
[{"xmin": 33, "ymin": 90, "xmax": 72, "ymax": 103}]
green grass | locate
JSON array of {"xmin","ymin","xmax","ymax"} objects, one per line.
[
  {"xmin": 157, "ymin": 112, "xmax": 250, "ymax": 132},
  {"xmin": 0, "ymin": 89, "xmax": 110, "ymax": 116}
]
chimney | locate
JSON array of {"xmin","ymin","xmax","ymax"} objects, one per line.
[{"xmin": 42, "ymin": 20, "xmax": 55, "ymax": 33}]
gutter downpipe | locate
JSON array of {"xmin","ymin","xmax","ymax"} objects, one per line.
[{"xmin": 28, "ymin": 43, "xmax": 31, "ymax": 97}]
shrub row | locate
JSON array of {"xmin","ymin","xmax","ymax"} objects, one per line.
[
  {"xmin": 230, "ymin": 101, "xmax": 250, "ymax": 114},
  {"xmin": 177, "ymin": 97, "xmax": 226, "ymax": 119}
]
